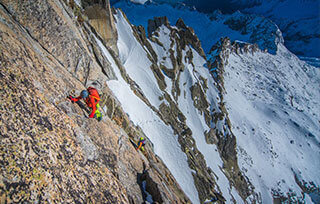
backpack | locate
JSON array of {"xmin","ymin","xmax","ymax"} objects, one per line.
[
  {"xmin": 140, "ymin": 137, "xmax": 146, "ymax": 146},
  {"xmin": 87, "ymin": 87, "xmax": 100, "ymax": 102}
]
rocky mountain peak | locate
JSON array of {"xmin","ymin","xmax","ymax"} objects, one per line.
[
  {"xmin": 147, "ymin": 16, "xmax": 170, "ymax": 36},
  {"xmin": 175, "ymin": 17, "xmax": 187, "ymax": 29},
  {"xmin": 175, "ymin": 18, "xmax": 206, "ymax": 59}
]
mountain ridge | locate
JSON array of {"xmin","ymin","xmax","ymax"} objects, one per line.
[{"xmin": 112, "ymin": 0, "xmax": 320, "ymax": 60}]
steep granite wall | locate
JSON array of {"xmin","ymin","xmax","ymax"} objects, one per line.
[{"xmin": 0, "ymin": 0, "xmax": 190, "ymax": 203}]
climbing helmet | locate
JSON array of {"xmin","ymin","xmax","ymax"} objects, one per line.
[
  {"xmin": 80, "ymin": 90, "xmax": 89, "ymax": 98},
  {"xmin": 140, "ymin": 137, "xmax": 146, "ymax": 144}
]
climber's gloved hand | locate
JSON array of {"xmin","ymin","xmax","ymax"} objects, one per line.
[{"xmin": 68, "ymin": 95, "xmax": 75, "ymax": 102}]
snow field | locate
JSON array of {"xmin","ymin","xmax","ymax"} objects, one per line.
[
  {"xmin": 223, "ymin": 44, "xmax": 320, "ymax": 202},
  {"xmin": 115, "ymin": 11, "xmax": 165, "ymax": 109}
]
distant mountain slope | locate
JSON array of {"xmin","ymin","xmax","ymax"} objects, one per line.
[
  {"xmin": 111, "ymin": 0, "xmax": 320, "ymax": 59},
  {"xmin": 243, "ymin": 0, "xmax": 320, "ymax": 58},
  {"xmin": 111, "ymin": 0, "xmax": 283, "ymax": 54},
  {"xmin": 208, "ymin": 39, "xmax": 320, "ymax": 203}
]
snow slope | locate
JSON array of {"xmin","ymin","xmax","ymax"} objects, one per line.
[{"xmin": 222, "ymin": 43, "xmax": 320, "ymax": 202}]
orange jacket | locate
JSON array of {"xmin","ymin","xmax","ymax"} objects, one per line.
[
  {"xmin": 136, "ymin": 138, "xmax": 146, "ymax": 151},
  {"xmin": 136, "ymin": 141, "xmax": 143, "ymax": 150},
  {"xmin": 72, "ymin": 95, "xmax": 99, "ymax": 118}
]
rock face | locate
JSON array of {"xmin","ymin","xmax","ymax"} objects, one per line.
[
  {"xmin": 147, "ymin": 16, "xmax": 170, "ymax": 37},
  {"xmin": 83, "ymin": 0, "xmax": 118, "ymax": 51},
  {"xmin": 0, "ymin": 0, "xmax": 190, "ymax": 203},
  {"xmin": 0, "ymin": 4, "xmax": 126, "ymax": 202}
]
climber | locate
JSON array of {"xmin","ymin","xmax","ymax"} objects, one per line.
[
  {"xmin": 68, "ymin": 87, "xmax": 102, "ymax": 121},
  {"xmin": 203, "ymin": 197, "xmax": 218, "ymax": 204},
  {"xmin": 136, "ymin": 137, "xmax": 146, "ymax": 151}
]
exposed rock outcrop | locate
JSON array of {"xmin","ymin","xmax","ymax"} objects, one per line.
[
  {"xmin": 175, "ymin": 18, "xmax": 206, "ymax": 60},
  {"xmin": 147, "ymin": 16, "xmax": 170, "ymax": 37},
  {"xmin": 83, "ymin": 1, "xmax": 118, "ymax": 52},
  {"xmin": 0, "ymin": 4, "xmax": 127, "ymax": 202}
]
